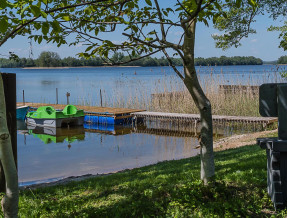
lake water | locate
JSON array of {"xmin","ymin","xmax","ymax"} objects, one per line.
[
  {"xmin": 1, "ymin": 65, "xmax": 286, "ymax": 105},
  {"xmin": 2, "ymin": 65, "xmax": 284, "ymax": 185},
  {"xmin": 17, "ymin": 121, "xmax": 200, "ymax": 186}
]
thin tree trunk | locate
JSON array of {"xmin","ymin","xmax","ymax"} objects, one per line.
[
  {"xmin": 183, "ymin": 20, "xmax": 215, "ymax": 184},
  {"xmin": 0, "ymin": 74, "xmax": 18, "ymax": 217}
]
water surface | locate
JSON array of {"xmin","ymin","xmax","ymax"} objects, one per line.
[
  {"xmin": 18, "ymin": 122, "xmax": 199, "ymax": 186},
  {"xmin": 1, "ymin": 65, "xmax": 285, "ymax": 105}
]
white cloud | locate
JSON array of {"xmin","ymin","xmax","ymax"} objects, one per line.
[{"xmin": 251, "ymin": 39, "xmax": 258, "ymax": 43}]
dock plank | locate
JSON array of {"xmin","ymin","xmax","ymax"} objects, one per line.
[{"xmin": 132, "ymin": 111, "xmax": 277, "ymax": 125}]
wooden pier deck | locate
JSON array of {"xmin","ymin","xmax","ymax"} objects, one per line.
[
  {"xmin": 18, "ymin": 103, "xmax": 145, "ymax": 118},
  {"xmin": 132, "ymin": 111, "xmax": 277, "ymax": 126},
  {"xmin": 19, "ymin": 103, "xmax": 277, "ymax": 127}
]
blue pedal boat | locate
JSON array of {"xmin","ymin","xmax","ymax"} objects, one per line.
[{"xmin": 16, "ymin": 106, "xmax": 29, "ymax": 120}]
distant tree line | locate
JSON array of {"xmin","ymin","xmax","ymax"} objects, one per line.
[
  {"xmin": 277, "ymin": 56, "xmax": 287, "ymax": 64},
  {"xmin": 0, "ymin": 51, "xmax": 264, "ymax": 68},
  {"xmin": 194, "ymin": 56, "xmax": 263, "ymax": 66}
]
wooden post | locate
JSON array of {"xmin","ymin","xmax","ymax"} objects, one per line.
[
  {"xmin": 66, "ymin": 92, "xmax": 70, "ymax": 105},
  {"xmin": 100, "ymin": 89, "xmax": 102, "ymax": 107},
  {"xmin": 0, "ymin": 73, "xmax": 17, "ymax": 192},
  {"xmin": 56, "ymin": 88, "xmax": 58, "ymax": 104},
  {"xmin": 22, "ymin": 90, "xmax": 25, "ymax": 105}
]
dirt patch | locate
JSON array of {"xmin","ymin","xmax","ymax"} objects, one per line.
[{"xmin": 213, "ymin": 129, "xmax": 277, "ymax": 151}]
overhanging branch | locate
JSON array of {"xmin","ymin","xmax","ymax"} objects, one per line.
[
  {"xmin": 0, "ymin": 0, "xmax": 130, "ymax": 47},
  {"xmin": 105, "ymin": 49, "xmax": 162, "ymax": 66}
]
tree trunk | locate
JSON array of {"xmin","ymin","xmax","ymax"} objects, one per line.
[
  {"xmin": 183, "ymin": 20, "xmax": 215, "ymax": 184},
  {"xmin": 0, "ymin": 74, "xmax": 18, "ymax": 217}
]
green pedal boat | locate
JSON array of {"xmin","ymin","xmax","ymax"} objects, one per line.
[{"xmin": 26, "ymin": 105, "xmax": 85, "ymax": 128}]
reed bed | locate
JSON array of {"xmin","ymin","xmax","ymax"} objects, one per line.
[{"xmin": 72, "ymin": 67, "xmax": 285, "ymax": 117}]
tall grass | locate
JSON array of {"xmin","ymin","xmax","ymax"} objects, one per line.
[{"xmin": 74, "ymin": 71, "xmax": 284, "ymax": 117}]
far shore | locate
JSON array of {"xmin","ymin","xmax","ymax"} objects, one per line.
[{"xmin": 22, "ymin": 65, "xmax": 142, "ymax": 69}]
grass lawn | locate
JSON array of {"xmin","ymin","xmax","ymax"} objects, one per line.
[{"xmin": 17, "ymin": 144, "xmax": 287, "ymax": 217}]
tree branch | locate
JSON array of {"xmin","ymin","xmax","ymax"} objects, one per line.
[
  {"xmin": 105, "ymin": 49, "xmax": 162, "ymax": 66},
  {"xmin": 0, "ymin": 0, "xmax": 130, "ymax": 47},
  {"xmin": 154, "ymin": 31, "xmax": 184, "ymax": 80},
  {"xmin": 59, "ymin": 20, "xmax": 181, "ymax": 26},
  {"xmin": 162, "ymin": 48, "xmax": 184, "ymax": 81},
  {"xmin": 122, "ymin": 33, "xmax": 164, "ymax": 49},
  {"xmin": 154, "ymin": 0, "xmax": 166, "ymax": 40}
]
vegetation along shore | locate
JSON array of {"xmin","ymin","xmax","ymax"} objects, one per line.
[{"xmin": 0, "ymin": 51, "xmax": 264, "ymax": 68}]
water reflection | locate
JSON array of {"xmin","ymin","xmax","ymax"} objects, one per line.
[
  {"xmin": 84, "ymin": 123, "xmax": 134, "ymax": 135},
  {"xmin": 17, "ymin": 118, "xmax": 265, "ymax": 186},
  {"xmin": 27, "ymin": 125, "xmax": 85, "ymax": 145},
  {"xmin": 17, "ymin": 121, "xmax": 200, "ymax": 186}
]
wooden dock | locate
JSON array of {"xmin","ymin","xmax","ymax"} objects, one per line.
[
  {"xmin": 18, "ymin": 103, "xmax": 145, "ymax": 118},
  {"xmin": 132, "ymin": 111, "xmax": 277, "ymax": 127},
  {"xmin": 19, "ymin": 103, "xmax": 277, "ymax": 127}
]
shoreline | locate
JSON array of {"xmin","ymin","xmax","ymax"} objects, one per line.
[
  {"xmin": 3, "ymin": 64, "xmax": 275, "ymax": 70},
  {"xmin": 20, "ymin": 129, "xmax": 277, "ymax": 190},
  {"xmin": 22, "ymin": 66, "xmax": 142, "ymax": 69}
]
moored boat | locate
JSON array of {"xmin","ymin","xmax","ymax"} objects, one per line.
[
  {"xmin": 26, "ymin": 105, "xmax": 85, "ymax": 128},
  {"xmin": 16, "ymin": 106, "xmax": 29, "ymax": 120}
]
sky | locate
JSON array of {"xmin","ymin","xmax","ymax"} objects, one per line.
[{"xmin": 0, "ymin": 1, "xmax": 286, "ymax": 61}]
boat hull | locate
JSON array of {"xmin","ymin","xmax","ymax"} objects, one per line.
[
  {"xmin": 26, "ymin": 116, "xmax": 85, "ymax": 128},
  {"xmin": 16, "ymin": 106, "xmax": 29, "ymax": 120}
]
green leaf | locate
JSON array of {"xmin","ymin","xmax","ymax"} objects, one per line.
[
  {"xmin": 42, "ymin": 22, "xmax": 49, "ymax": 35},
  {"xmin": 236, "ymin": 0, "xmax": 242, "ymax": 7},
  {"xmin": 145, "ymin": 0, "xmax": 152, "ymax": 6},
  {"xmin": 247, "ymin": 0, "xmax": 257, "ymax": 10},
  {"xmin": 0, "ymin": 0, "xmax": 7, "ymax": 9},
  {"xmin": 131, "ymin": 25, "xmax": 138, "ymax": 33},
  {"xmin": 248, "ymin": 0, "xmax": 256, "ymax": 6},
  {"xmin": 30, "ymin": 5, "xmax": 41, "ymax": 16},
  {"xmin": 100, "ymin": 26, "xmax": 105, "ymax": 31},
  {"xmin": 213, "ymin": 2, "xmax": 221, "ymax": 11},
  {"xmin": 94, "ymin": 28, "xmax": 99, "ymax": 36},
  {"xmin": 0, "ymin": 18, "xmax": 8, "ymax": 33},
  {"xmin": 51, "ymin": 21, "xmax": 61, "ymax": 33},
  {"xmin": 62, "ymin": 16, "xmax": 70, "ymax": 21},
  {"xmin": 38, "ymin": 35, "xmax": 43, "ymax": 44},
  {"xmin": 203, "ymin": 19, "xmax": 209, "ymax": 27},
  {"xmin": 20, "ymin": 6, "xmax": 30, "ymax": 16},
  {"xmin": 40, "ymin": 11, "xmax": 48, "ymax": 18},
  {"xmin": 85, "ymin": 45, "xmax": 94, "ymax": 52}
]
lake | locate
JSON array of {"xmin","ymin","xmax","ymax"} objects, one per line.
[
  {"xmin": 1, "ymin": 65, "xmax": 286, "ymax": 105},
  {"xmin": 1, "ymin": 65, "xmax": 284, "ymax": 185}
]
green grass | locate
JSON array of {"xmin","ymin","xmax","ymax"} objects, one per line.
[{"xmin": 17, "ymin": 145, "xmax": 287, "ymax": 217}]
